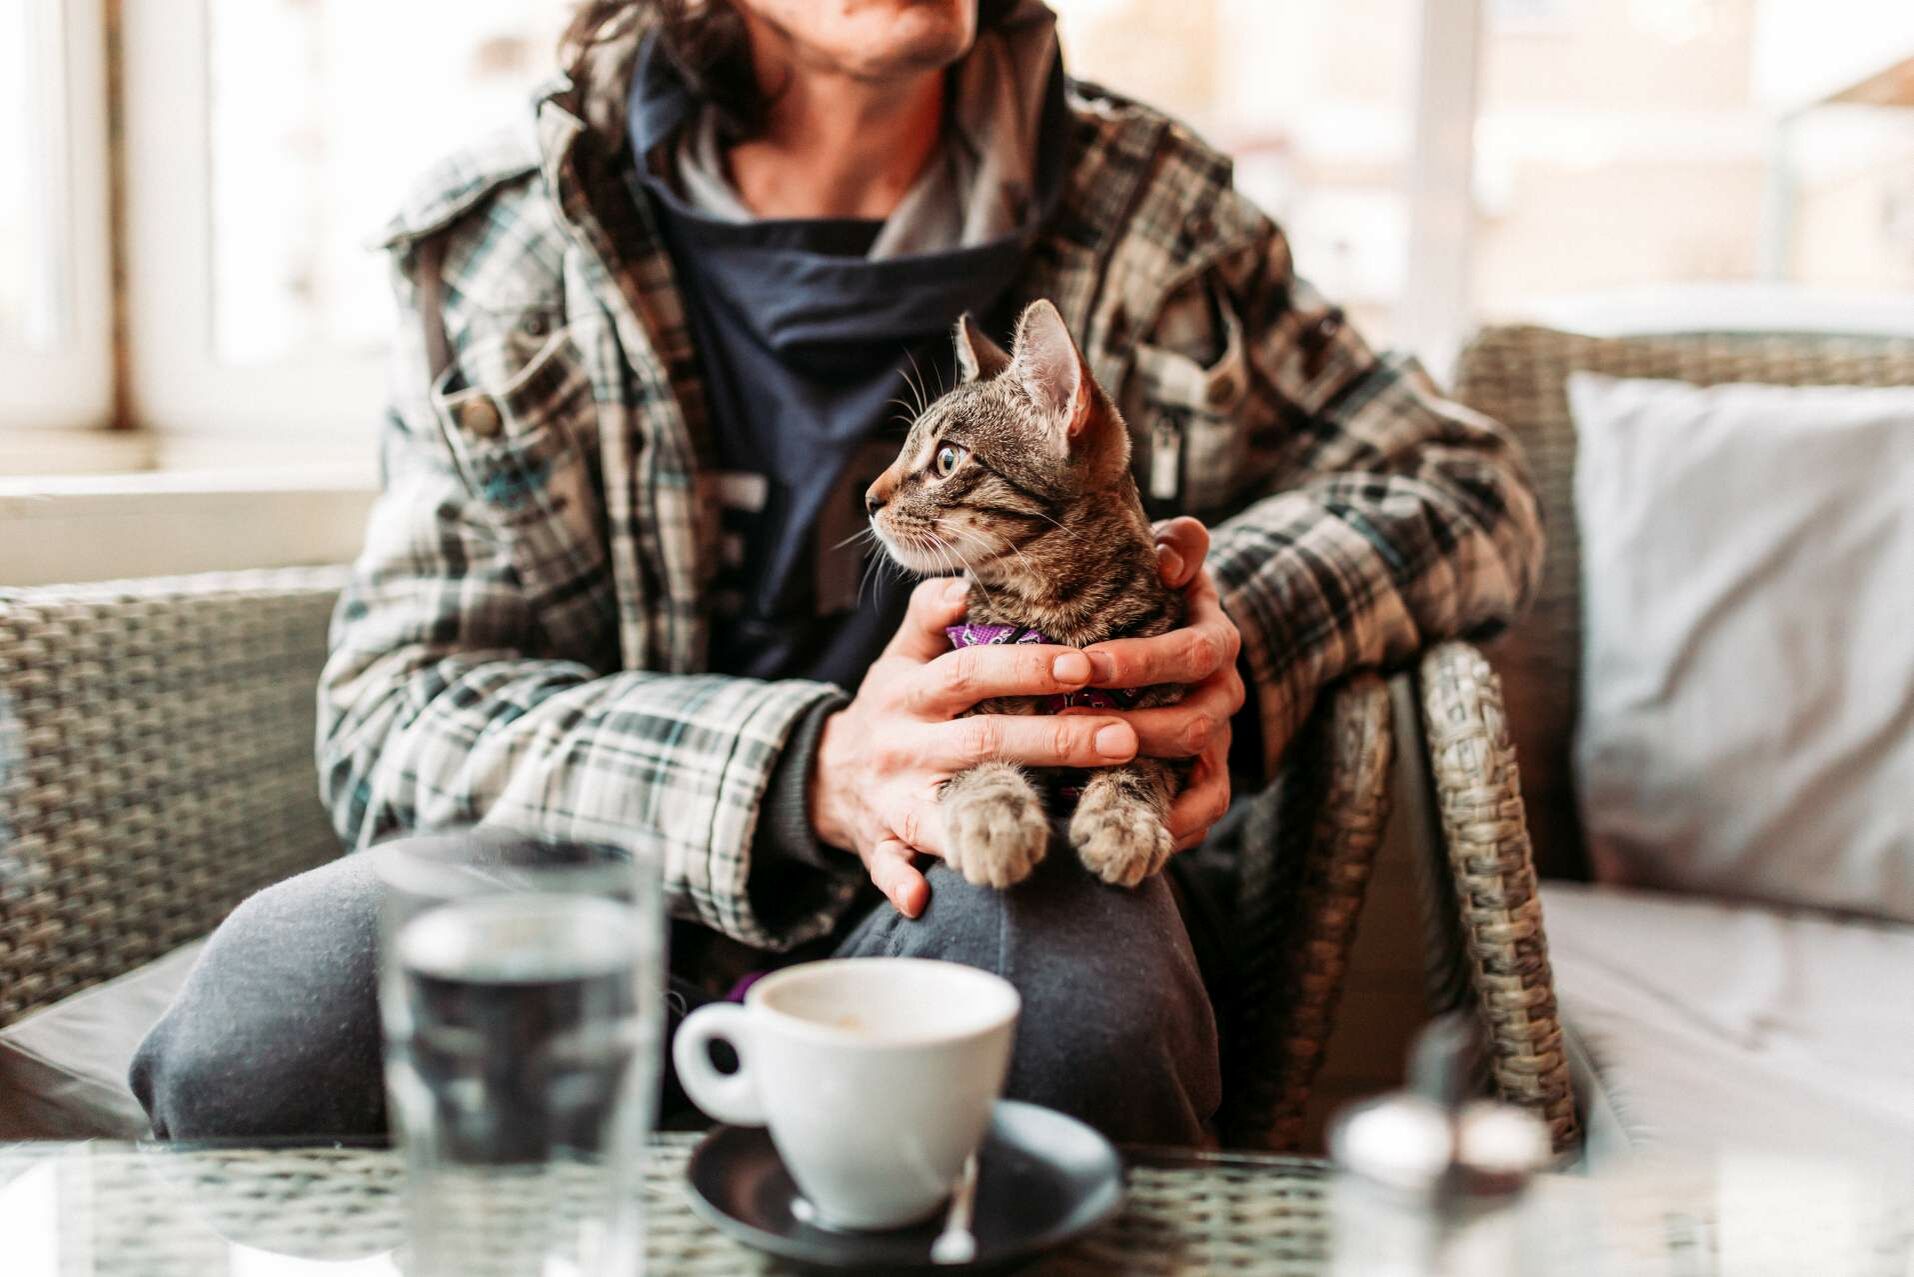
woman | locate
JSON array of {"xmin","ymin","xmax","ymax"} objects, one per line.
[{"xmin": 131, "ymin": 0, "xmax": 1542, "ymax": 1144}]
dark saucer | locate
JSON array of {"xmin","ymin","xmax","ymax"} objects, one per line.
[{"xmin": 683, "ymin": 1100, "xmax": 1125, "ymax": 1272}]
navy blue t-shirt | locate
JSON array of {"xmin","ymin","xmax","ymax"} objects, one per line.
[{"xmin": 626, "ymin": 37, "xmax": 1068, "ymax": 689}]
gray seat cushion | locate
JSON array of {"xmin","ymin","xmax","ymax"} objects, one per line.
[
  {"xmin": 1544, "ymin": 882, "xmax": 1914, "ymax": 1168},
  {"xmin": 0, "ymin": 941, "xmax": 203, "ymax": 1139}
]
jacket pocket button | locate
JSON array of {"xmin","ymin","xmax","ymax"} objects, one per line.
[{"xmin": 460, "ymin": 398, "xmax": 503, "ymax": 438}]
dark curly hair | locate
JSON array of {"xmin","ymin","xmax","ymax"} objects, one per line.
[{"xmin": 562, "ymin": 1, "xmax": 1021, "ymax": 138}]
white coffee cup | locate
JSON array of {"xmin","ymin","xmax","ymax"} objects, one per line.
[{"xmin": 673, "ymin": 957, "xmax": 1020, "ymax": 1230}]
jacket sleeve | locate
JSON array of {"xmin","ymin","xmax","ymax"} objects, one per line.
[
  {"xmin": 1191, "ymin": 216, "xmax": 1545, "ymax": 775},
  {"xmin": 317, "ymin": 233, "xmax": 858, "ymax": 954}
]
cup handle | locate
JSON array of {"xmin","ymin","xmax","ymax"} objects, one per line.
[{"xmin": 672, "ymin": 1003, "xmax": 766, "ymax": 1126}]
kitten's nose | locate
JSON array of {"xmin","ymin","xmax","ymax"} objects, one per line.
[
  {"xmin": 865, "ymin": 475, "xmax": 893, "ymax": 517},
  {"xmin": 865, "ymin": 494, "xmax": 886, "ymax": 517}
]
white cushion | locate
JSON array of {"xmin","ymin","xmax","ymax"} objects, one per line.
[
  {"xmin": 1544, "ymin": 882, "xmax": 1914, "ymax": 1168},
  {"xmin": 1569, "ymin": 373, "xmax": 1914, "ymax": 923},
  {"xmin": 0, "ymin": 941, "xmax": 203, "ymax": 1139}
]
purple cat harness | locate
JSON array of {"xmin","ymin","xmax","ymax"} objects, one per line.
[{"xmin": 944, "ymin": 623, "xmax": 1143, "ymax": 712}]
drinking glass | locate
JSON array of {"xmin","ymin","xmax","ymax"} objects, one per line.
[{"xmin": 374, "ymin": 831, "xmax": 666, "ymax": 1277}]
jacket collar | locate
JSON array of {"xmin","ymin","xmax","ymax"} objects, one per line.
[
  {"xmin": 546, "ymin": 12, "xmax": 648, "ymax": 153},
  {"xmin": 531, "ymin": 15, "xmax": 1263, "ymax": 322}
]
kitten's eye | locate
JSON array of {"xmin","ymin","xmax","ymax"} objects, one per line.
[{"xmin": 933, "ymin": 444, "xmax": 966, "ymax": 477}]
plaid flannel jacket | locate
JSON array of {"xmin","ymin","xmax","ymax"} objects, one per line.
[{"xmin": 318, "ymin": 32, "xmax": 1543, "ymax": 953}]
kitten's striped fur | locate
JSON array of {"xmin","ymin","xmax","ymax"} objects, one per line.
[{"xmin": 866, "ymin": 300, "xmax": 1187, "ymax": 889}]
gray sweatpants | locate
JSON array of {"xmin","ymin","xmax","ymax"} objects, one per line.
[{"xmin": 130, "ymin": 835, "xmax": 1221, "ymax": 1146}]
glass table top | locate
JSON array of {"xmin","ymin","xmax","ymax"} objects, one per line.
[
  {"xmin": 0, "ymin": 1137, "xmax": 1333, "ymax": 1276},
  {"xmin": 5, "ymin": 1136, "xmax": 1912, "ymax": 1275}
]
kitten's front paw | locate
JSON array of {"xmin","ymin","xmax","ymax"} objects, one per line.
[
  {"xmin": 942, "ymin": 776, "xmax": 1049, "ymax": 889},
  {"xmin": 1070, "ymin": 802, "xmax": 1174, "ymax": 888}
]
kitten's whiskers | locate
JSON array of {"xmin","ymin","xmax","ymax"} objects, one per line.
[
  {"xmin": 950, "ymin": 524, "xmax": 1036, "ymax": 580},
  {"xmin": 1024, "ymin": 506, "xmax": 1071, "ymax": 536},
  {"xmin": 928, "ymin": 529, "xmax": 996, "ymax": 610},
  {"xmin": 901, "ymin": 352, "xmax": 931, "ymax": 420},
  {"xmin": 831, "ymin": 524, "xmax": 881, "ymax": 554},
  {"xmin": 883, "ymin": 396, "xmax": 924, "ymax": 429}
]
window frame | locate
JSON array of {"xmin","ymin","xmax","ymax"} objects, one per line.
[
  {"xmin": 26, "ymin": 0, "xmax": 1906, "ymax": 476},
  {"xmin": 0, "ymin": 0, "xmax": 115, "ymax": 436},
  {"xmin": 1401, "ymin": 0, "xmax": 1486, "ymax": 377},
  {"xmin": 21, "ymin": 0, "xmax": 1485, "ymax": 461},
  {"xmin": 119, "ymin": 0, "xmax": 385, "ymax": 461},
  {"xmin": 110, "ymin": 0, "xmax": 1480, "ymax": 449}
]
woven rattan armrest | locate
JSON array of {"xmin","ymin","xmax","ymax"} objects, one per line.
[
  {"xmin": 1406, "ymin": 640, "xmax": 1579, "ymax": 1153},
  {"xmin": 1221, "ymin": 673, "xmax": 1394, "ymax": 1150}
]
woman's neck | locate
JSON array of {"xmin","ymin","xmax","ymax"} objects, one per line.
[{"xmin": 724, "ymin": 23, "xmax": 947, "ymax": 221}]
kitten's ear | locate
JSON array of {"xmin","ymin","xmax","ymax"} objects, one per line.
[
  {"xmin": 1009, "ymin": 300, "xmax": 1092, "ymax": 445},
  {"xmin": 953, "ymin": 313, "xmax": 1011, "ymax": 382}
]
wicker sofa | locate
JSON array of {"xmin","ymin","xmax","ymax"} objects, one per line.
[
  {"xmin": 1403, "ymin": 324, "xmax": 1914, "ymax": 1165},
  {"xmin": 0, "ymin": 571, "xmax": 348, "ymax": 1137},
  {"xmin": 0, "ymin": 567, "xmax": 1397, "ymax": 1147}
]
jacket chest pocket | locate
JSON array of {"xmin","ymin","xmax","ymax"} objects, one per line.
[
  {"xmin": 1126, "ymin": 307, "xmax": 1254, "ymax": 519},
  {"xmin": 432, "ymin": 322, "xmax": 612, "ymax": 621}
]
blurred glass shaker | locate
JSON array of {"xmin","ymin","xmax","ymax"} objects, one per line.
[{"xmin": 1329, "ymin": 1015, "xmax": 1551, "ymax": 1277}]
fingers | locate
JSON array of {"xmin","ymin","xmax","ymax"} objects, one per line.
[
  {"xmin": 884, "ymin": 577, "xmax": 971, "ymax": 663},
  {"xmin": 1151, "ymin": 517, "xmax": 1211, "ymax": 590},
  {"xmin": 1167, "ymin": 738, "xmax": 1233, "ymax": 852},
  {"xmin": 866, "ymin": 838, "xmax": 930, "ymax": 918},
  {"xmin": 925, "ymin": 713, "xmax": 1137, "ymax": 770},
  {"xmin": 1119, "ymin": 674, "xmax": 1242, "ymax": 759},
  {"xmin": 907, "ymin": 643, "xmax": 1093, "ymax": 716},
  {"xmin": 891, "ymin": 796, "xmax": 949, "ymax": 862},
  {"xmin": 1081, "ymin": 582, "xmax": 1241, "ymax": 689}
]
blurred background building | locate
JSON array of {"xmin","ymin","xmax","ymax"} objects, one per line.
[{"xmin": 1061, "ymin": 0, "xmax": 1914, "ymax": 341}]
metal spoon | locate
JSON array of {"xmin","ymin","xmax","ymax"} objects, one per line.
[{"xmin": 930, "ymin": 1153, "xmax": 979, "ymax": 1266}]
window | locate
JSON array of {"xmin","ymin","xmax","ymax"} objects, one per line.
[
  {"xmin": 4, "ymin": 0, "xmax": 1912, "ymax": 477},
  {"xmin": 1489, "ymin": 0, "xmax": 1573, "ymax": 31},
  {"xmin": 1469, "ymin": 0, "xmax": 1914, "ymax": 329},
  {"xmin": 205, "ymin": 0, "xmax": 573, "ymax": 365},
  {"xmin": 0, "ymin": 0, "xmax": 112, "ymax": 436},
  {"xmin": 0, "ymin": 6, "xmax": 47, "ymax": 349},
  {"xmin": 1055, "ymin": 0, "xmax": 1914, "ymax": 364},
  {"xmin": 1051, "ymin": 0, "xmax": 1425, "ymax": 347},
  {"xmin": 1767, "ymin": 32, "xmax": 1914, "ymax": 293},
  {"xmin": 118, "ymin": 0, "xmax": 571, "ymax": 469}
]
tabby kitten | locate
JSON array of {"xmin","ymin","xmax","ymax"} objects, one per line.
[{"xmin": 865, "ymin": 299, "xmax": 1187, "ymax": 890}]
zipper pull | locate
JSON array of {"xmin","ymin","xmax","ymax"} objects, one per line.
[{"xmin": 1149, "ymin": 415, "xmax": 1182, "ymax": 502}]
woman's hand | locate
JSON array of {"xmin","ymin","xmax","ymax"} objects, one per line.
[
  {"xmin": 811, "ymin": 578, "xmax": 1141, "ymax": 918},
  {"xmin": 1083, "ymin": 518, "xmax": 1245, "ymax": 851}
]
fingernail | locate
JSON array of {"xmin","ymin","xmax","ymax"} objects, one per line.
[
  {"xmin": 1095, "ymin": 723, "xmax": 1134, "ymax": 758},
  {"xmin": 1087, "ymin": 652, "xmax": 1116, "ymax": 682},
  {"xmin": 1052, "ymin": 651, "xmax": 1090, "ymax": 683},
  {"xmin": 1157, "ymin": 547, "xmax": 1184, "ymax": 581},
  {"xmin": 945, "ymin": 578, "xmax": 968, "ymax": 604}
]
